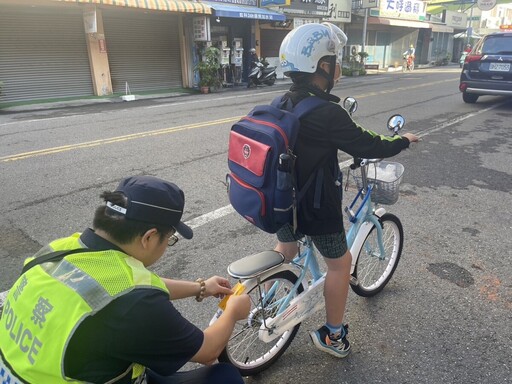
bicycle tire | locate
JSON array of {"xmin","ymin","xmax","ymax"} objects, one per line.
[
  {"xmin": 218, "ymin": 270, "xmax": 304, "ymax": 376},
  {"xmin": 351, "ymin": 213, "xmax": 403, "ymax": 297}
]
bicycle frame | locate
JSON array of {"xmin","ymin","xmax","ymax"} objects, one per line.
[
  {"xmin": 256, "ymin": 166, "xmax": 389, "ymax": 342},
  {"xmin": 213, "ymin": 103, "xmax": 407, "ymax": 373}
]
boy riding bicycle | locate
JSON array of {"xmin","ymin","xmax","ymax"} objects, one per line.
[{"xmin": 275, "ymin": 23, "xmax": 418, "ymax": 357}]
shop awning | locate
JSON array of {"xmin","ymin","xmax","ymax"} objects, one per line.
[
  {"xmin": 53, "ymin": 0, "xmax": 211, "ymax": 14},
  {"xmin": 202, "ymin": 1, "xmax": 286, "ymax": 21}
]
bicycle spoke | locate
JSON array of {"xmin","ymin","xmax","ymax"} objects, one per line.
[
  {"xmin": 219, "ymin": 271, "xmax": 303, "ymax": 375},
  {"xmin": 352, "ymin": 215, "xmax": 403, "ymax": 296}
]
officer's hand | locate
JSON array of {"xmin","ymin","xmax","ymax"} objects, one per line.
[{"xmin": 205, "ymin": 276, "xmax": 233, "ymax": 299}]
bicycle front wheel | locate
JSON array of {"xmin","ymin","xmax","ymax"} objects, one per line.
[
  {"xmin": 351, "ymin": 213, "xmax": 403, "ymax": 297},
  {"xmin": 218, "ymin": 270, "xmax": 303, "ymax": 376}
]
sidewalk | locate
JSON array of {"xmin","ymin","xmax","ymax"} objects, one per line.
[
  {"xmin": 1, "ymin": 64, "xmax": 444, "ymax": 114},
  {"xmin": 0, "ymin": 78, "xmax": 293, "ymax": 114}
]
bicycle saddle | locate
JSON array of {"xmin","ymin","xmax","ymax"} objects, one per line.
[{"xmin": 228, "ymin": 250, "xmax": 285, "ymax": 279}]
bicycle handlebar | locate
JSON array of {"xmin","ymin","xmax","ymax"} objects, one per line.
[{"xmin": 350, "ymin": 157, "xmax": 383, "ymax": 170}]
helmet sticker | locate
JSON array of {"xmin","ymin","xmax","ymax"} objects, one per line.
[{"xmin": 301, "ymin": 30, "xmax": 329, "ymax": 58}]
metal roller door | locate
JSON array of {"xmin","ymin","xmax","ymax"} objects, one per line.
[
  {"xmin": 260, "ymin": 29, "xmax": 290, "ymax": 58},
  {"xmin": 103, "ymin": 10, "xmax": 182, "ymax": 93},
  {"xmin": 0, "ymin": 6, "xmax": 93, "ymax": 103}
]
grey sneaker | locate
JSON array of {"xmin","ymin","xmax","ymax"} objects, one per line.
[{"xmin": 309, "ymin": 325, "xmax": 350, "ymax": 358}]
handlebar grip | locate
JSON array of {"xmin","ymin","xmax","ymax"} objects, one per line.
[{"xmin": 350, "ymin": 157, "xmax": 362, "ymax": 169}]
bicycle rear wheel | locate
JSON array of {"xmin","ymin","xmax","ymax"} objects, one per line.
[
  {"xmin": 218, "ymin": 270, "xmax": 303, "ymax": 376},
  {"xmin": 351, "ymin": 213, "xmax": 403, "ymax": 297}
]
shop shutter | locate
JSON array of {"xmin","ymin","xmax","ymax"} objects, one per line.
[
  {"xmin": 260, "ymin": 29, "xmax": 290, "ymax": 58},
  {"xmin": 0, "ymin": 6, "xmax": 93, "ymax": 103},
  {"xmin": 102, "ymin": 10, "xmax": 182, "ymax": 94}
]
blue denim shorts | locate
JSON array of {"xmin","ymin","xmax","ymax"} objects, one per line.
[{"xmin": 276, "ymin": 223, "xmax": 348, "ymax": 259}]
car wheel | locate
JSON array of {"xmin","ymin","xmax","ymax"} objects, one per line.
[{"xmin": 462, "ymin": 92, "xmax": 479, "ymax": 103}]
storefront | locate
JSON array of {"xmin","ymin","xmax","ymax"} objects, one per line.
[
  {"xmin": 347, "ymin": 0, "xmax": 433, "ymax": 68},
  {"xmin": 195, "ymin": 0, "xmax": 286, "ymax": 85},
  {"xmin": 0, "ymin": 3, "xmax": 93, "ymax": 103},
  {"xmin": 102, "ymin": 8, "xmax": 183, "ymax": 93},
  {"xmin": 0, "ymin": 0, "xmax": 212, "ymax": 103}
]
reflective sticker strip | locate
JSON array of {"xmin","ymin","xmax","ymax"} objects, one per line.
[
  {"xmin": 41, "ymin": 260, "xmax": 113, "ymax": 311},
  {"xmin": 0, "ymin": 354, "xmax": 23, "ymax": 384}
]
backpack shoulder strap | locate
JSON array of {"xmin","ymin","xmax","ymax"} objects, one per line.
[
  {"xmin": 271, "ymin": 95, "xmax": 328, "ymax": 119},
  {"xmin": 21, "ymin": 248, "xmax": 92, "ymax": 275},
  {"xmin": 293, "ymin": 96, "xmax": 328, "ymax": 118}
]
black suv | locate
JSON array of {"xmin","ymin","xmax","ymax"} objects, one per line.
[{"xmin": 459, "ymin": 32, "xmax": 512, "ymax": 103}]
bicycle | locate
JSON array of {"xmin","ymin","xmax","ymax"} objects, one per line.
[{"xmin": 210, "ymin": 98, "xmax": 408, "ymax": 375}]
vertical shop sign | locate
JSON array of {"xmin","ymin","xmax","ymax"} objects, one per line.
[{"xmin": 193, "ymin": 17, "xmax": 211, "ymax": 42}]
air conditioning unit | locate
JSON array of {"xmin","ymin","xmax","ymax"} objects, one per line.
[{"xmin": 348, "ymin": 45, "xmax": 362, "ymax": 57}]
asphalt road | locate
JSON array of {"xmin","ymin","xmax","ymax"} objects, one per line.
[{"xmin": 0, "ymin": 66, "xmax": 511, "ymax": 383}]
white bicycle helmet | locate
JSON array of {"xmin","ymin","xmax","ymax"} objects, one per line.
[{"xmin": 279, "ymin": 22, "xmax": 348, "ymax": 76}]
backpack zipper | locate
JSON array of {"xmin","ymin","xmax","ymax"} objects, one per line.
[{"xmin": 242, "ymin": 116, "xmax": 289, "ymax": 148}]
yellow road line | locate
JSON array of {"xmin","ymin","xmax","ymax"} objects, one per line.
[
  {"xmin": 1, "ymin": 116, "xmax": 242, "ymax": 162},
  {"xmin": 1, "ymin": 78, "xmax": 457, "ymax": 163}
]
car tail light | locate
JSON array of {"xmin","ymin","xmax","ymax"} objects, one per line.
[
  {"xmin": 465, "ymin": 54, "xmax": 482, "ymax": 63},
  {"xmin": 459, "ymin": 82, "xmax": 467, "ymax": 92}
]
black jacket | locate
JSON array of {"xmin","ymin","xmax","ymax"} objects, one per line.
[{"xmin": 282, "ymin": 84, "xmax": 410, "ymax": 235}]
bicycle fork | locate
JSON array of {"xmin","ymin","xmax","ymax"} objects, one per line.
[{"xmin": 348, "ymin": 207, "xmax": 388, "ymax": 284}]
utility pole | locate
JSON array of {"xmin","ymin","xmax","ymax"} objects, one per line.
[
  {"xmin": 467, "ymin": 0, "xmax": 475, "ymax": 45},
  {"xmin": 362, "ymin": 7, "xmax": 368, "ymax": 52}
]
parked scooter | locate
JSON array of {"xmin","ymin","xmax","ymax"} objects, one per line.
[{"xmin": 247, "ymin": 58, "xmax": 277, "ymax": 88}]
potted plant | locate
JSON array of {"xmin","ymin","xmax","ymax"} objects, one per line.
[
  {"xmin": 195, "ymin": 46, "xmax": 221, "ymax": 93},
  {"xmin": 351, "ymin": 51, "xmax": 369, "ymax": 76}
]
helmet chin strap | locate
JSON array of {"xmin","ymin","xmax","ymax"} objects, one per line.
[{"xmin": 317, "ymin": 55, "xmax": 337, "ymax": 94}]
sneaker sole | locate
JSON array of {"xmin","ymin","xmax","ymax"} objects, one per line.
[{"xmin": 309, "ymin": 331, "xmax": 351, "ymax": 358}]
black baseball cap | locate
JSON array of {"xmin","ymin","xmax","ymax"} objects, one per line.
[{"xmin": 106, "ymin": 175, "xmax": 193, "ymax": 239}]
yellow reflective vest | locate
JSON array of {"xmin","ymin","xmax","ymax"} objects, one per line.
[{"xmin": 0, "ymin": 233, "xmax": 168, "ymax": 383}]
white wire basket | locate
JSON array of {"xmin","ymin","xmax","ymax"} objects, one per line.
[{"xmin": 353, "ymin": 161, "xmax": 404, "ymax": 205}]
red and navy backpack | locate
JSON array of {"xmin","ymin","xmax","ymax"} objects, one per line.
[{"xmin": 227, "ymin": 96, "xmax": 327, "ymax": 233}]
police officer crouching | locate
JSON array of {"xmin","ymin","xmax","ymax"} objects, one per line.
[{"xmin": 0, "ymin": 175, "xmax": 250, "ymax": 384}]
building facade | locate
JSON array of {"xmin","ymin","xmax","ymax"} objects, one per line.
[{"xmin": 1, "ymin": 0, "xmax": 500, "ymax": 103}]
